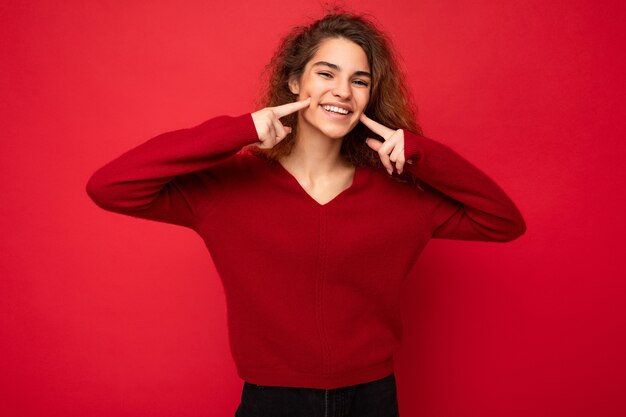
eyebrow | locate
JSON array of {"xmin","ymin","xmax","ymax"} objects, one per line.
[{"xmin": 311, "ymin": 61, "xmax": 372, "ymax": 78}]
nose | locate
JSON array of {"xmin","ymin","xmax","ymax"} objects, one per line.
[{"xmin": 332, "ymin": 78, "xmax": 351, "ymax": 99}]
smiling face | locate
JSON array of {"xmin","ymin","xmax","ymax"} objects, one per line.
[{"xmin": 288, "ymin": 37, "xmax": 371, "ymax": 140}]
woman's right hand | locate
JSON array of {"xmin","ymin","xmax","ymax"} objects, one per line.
[{"xmin": 251, "ymin": 97, "xmax": 311, "ymax": 149}]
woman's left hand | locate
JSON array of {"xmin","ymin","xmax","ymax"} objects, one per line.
[{"xmin": 360, "ymin": 113, "xmax": 413, "ymax": 176}]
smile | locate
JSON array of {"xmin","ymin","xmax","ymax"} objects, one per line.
[{"xmin": 321, "ymin": 104, "xmax": 352, "ymax": 117}]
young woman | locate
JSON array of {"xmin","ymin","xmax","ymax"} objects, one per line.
[{"xmin": 86, "ymin": 11, "xmax": 526, "ymax": 417}]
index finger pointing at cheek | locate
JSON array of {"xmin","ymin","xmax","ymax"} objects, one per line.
[
  {"xmin": 272, "ymin": 97, "xmax": 311, "ymax": 119},
  {"xmin": 359, "ymin": 113, "xmax": 394, "ymax": 140}
]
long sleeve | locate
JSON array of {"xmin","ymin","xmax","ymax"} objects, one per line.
[
  {"xmin": 402, "ymin": 130, "xmax": 526, "ymax": 242},
  {"xmin": 85, "ymin": 113, "xmax": 259, "ymax": 229}
]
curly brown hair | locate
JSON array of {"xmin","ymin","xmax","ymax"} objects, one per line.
[{"xmin": 246, "ymin": 10, "xmax": 422, "ymax": 173}]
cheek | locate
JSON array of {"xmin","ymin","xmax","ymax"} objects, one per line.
[
  {"xmin": 358, "ymin": 91, "xmax": 370, "ymax": 109},
  {"xmin": 300, "ymin": 78, "xmax": 325, "ymax": 98},
  {"xmin": 356, "ymin": 97, "xmax": 369, "ymax": 114},
  {"xmin": 300, "ymin": 89, "xmax": 318, "ymax": 108}
]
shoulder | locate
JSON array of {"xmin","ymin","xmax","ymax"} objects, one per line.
[
  {"xmin": 169, "ymin": 150, "xmax": 269, "ymax": 205},
  {"xmin": 366, "ymin": 167, "xmax": 450, "ymax": 218},
  {"xmin": 192, "ymin": 145, "xmax": 270, "ymax": 181},
  {"xmin": 363, "ymin": 165, "xmax": 431, "ymax": 195}
]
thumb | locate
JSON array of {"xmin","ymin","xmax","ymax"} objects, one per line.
[{"xmin": 365, "ymin": 137, "xmax": 383, "ymax": 151}]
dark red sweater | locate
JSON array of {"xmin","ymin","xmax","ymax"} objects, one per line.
[{"xmin": 85, "ymin": 113, "xmax": 525, "ymax": 389}]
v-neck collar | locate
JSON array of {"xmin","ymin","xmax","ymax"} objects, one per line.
[{"xmin": 274, "ymin": 161, "xmax": 362, "ymax": 207}]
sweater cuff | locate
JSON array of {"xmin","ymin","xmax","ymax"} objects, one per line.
[
  {"xmin": 199, "ymin": 112, "xmax": 259, "ymax": 152},
  {"xmin": 403, "ymin": 129, "xmax": 427, "ymax": 163},
  {"xmin": 235, "ymin": 112, "xmax": 260, "ymax": 144}
]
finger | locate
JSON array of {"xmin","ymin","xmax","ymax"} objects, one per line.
[
  {"xmin": 260, "ymin": 124, "xmax": 277, "ymax": 149},
  {"xmin": 389, "ymin": 145, "xmax": 405, "ymax": 174},
  {"xmin": 272, "ymin": 97, "xmax": 311, "ymax": 119},
  {"xmin": 365, "ymin": 137, "xmax": 383, "ymax": 152},
  {"xmin": 396, "ymin": 161, "xmax": 404, "ymax": 175},
  {"xmin": 272, "ymin": 118, "xmax": 287, "ymax": 142},
  {"xmin": 396, "ymin": 157, "xmax": 404, "ymax": 175},
  {"xmin": 367, "ymin": 138, "xmax": 393, "ymax": 175},
  {"xmin": 395, "ymin": 156, "xmax": 405, "ymax": 175},
  {"xmin": 359, "ymin": 113, "xmax": 395, "ymax": 140},
  {"xmin": 377, "ymin": 142, "xmax": 395, "ymax": 175}
]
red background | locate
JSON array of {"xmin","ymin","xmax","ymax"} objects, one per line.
[{"xmin": 2, "ymin": 1, "xmax": 625, "ymax": 416}]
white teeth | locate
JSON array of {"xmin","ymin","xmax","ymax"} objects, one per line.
[{"xmin": 322, "ymin": 105, "xmax": 349, "ymax": 115}]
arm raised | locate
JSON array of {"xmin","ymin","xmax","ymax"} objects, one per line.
[
  {"xmin": 403, "ymin": 130, "xmax": 526, "ymax": 242},
  {"xmin": 85, "ymin": 113, "xmax": 259, "ymax": 229}
]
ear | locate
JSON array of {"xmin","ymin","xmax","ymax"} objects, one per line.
[{"xmin": 288, "ymin": 76, "xmax": 300, "ymax": 95}]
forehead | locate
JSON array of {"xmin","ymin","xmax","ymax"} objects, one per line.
[{"xmin": 307, "ymin": 37, "xmax": 370, "ymax": 72}]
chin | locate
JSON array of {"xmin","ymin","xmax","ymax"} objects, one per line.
[
  {"xmin": 321, "ymin": 127, "xmax": 352, "ymax": 139},
  {"xmin": 318, "ymin": 118, "xmax": 359, "ymax": 139}
]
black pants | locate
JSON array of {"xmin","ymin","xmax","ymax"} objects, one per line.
[{"xmin": 234, "ymin": 373, "xmax": 399, "ymax": 417}]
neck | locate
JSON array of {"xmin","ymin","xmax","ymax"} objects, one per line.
[{"xmin": 280, "ymin": 116, "xmax": 352, "ymax": 179}]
